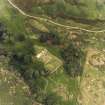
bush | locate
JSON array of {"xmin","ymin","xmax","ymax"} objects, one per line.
[
  {"xmin": 0, "ymin": 22, "xmax": 7, "ymax": 41},
  {"xmin": 39, "ymin": 32, "xmax": 60, "ymax": 45},
  {"xmin": 9, "ymin": 33, "xmax": 47, "ymax": 100},
  {"xmin": 9, "ymin": 34, "xmax": 35, "ymax": 71},
  {"xmin": 61, "ymin": 43, "xmax": 86, "ymax": 77}
]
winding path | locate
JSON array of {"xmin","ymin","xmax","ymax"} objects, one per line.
[{"xmin": 7, "ymin": 0, "xmax": 105, "ymax": 33}]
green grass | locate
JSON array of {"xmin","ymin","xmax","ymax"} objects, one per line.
[
  {"xmin": 1, "ymin": 0, "xmax": 105, "ymax": 105},
  {"xmin": 0, "ymin": 1, "xmax": 33, "ymax": 104},
  {"xmin": 45, "ymin": 68, "xmax": 80, "ymax": 105},
  {"xmin": 27, "ymin": 0, "xmax": 105, "ymax": 20},
  {"xmin": 35, "ymin": 45, "xmax": 62, "ymax": 73},
  {"xmin": 0, "ymin": 0, "xmax": 26, "ymax": 35},
  {"xmin": 34, "ymin": 40, "xmax": 62, "ymax": 59},
  {"xmin": 0, "ymin": 69, "xmax": 33, "ymax": 105}
]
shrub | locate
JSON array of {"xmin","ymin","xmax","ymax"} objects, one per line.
[
  {"xmin": 61, "ymin": 42, "xmax": 86, "ymax": 77},
  {"xmin": 39, "ymin": 32, "xmax": 60, "ymax": 45}
]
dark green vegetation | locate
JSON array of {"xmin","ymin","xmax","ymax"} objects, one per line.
[
  {"xmin": 0, "ymin": 0, "xmax": 105, "ymax": 105},
  {"xmin": 39, "ymin": 31, "xmax": 61, "ymax": 45},
  {"xmin": 61, "ymin": 43, "xmax": 86, "ymax": 77},
  {"xmin": 43, "ymin": 92, "xmax": 64, "ymax": 105},
  {"xmin": 14, "ymin": 0, "xmax": 105, "ymax": 20}
]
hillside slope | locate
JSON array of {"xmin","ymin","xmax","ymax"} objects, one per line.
[{"xmin": 13, "ymin": 0, "xmax": 105, "ymax": 20}]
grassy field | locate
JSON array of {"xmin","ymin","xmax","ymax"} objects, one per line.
[
  {"xmin": 46, "ymin": 69, "xmax": 80, "ymax": 105},
  {"xmin": 0, "ymin": 0, "xmax": 26, "ymax": 35},
  {"xmin": 0, "ymin": 0, "xmax": 33, "ymax": 105},
  {"xmin": 0, "ymin": 69, "xmax": 33, "ymax": 105},
  {"xmin": 0, "ymin": 0, "xmax": 105, "ymax": 105}
]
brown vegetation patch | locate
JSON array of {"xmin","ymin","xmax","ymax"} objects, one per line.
[{"xmin": 86, "ymin": 48, "xmax": 105, "ymax": 68}]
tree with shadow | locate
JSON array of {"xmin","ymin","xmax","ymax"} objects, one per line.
[
  {"xmin": 8, "ymin": 33, "xmax": 48, "ymax": 102},
  {"xmin": 0, "ymin": 22, "xmax": 7, "ymax": 41},
  {"xmin": 61, "ymin": 42, "xmax": 86, "ymax": 77},
  {"xmin": 39, "ymin": 31, "xmax": 61, "ymax": 45}
]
